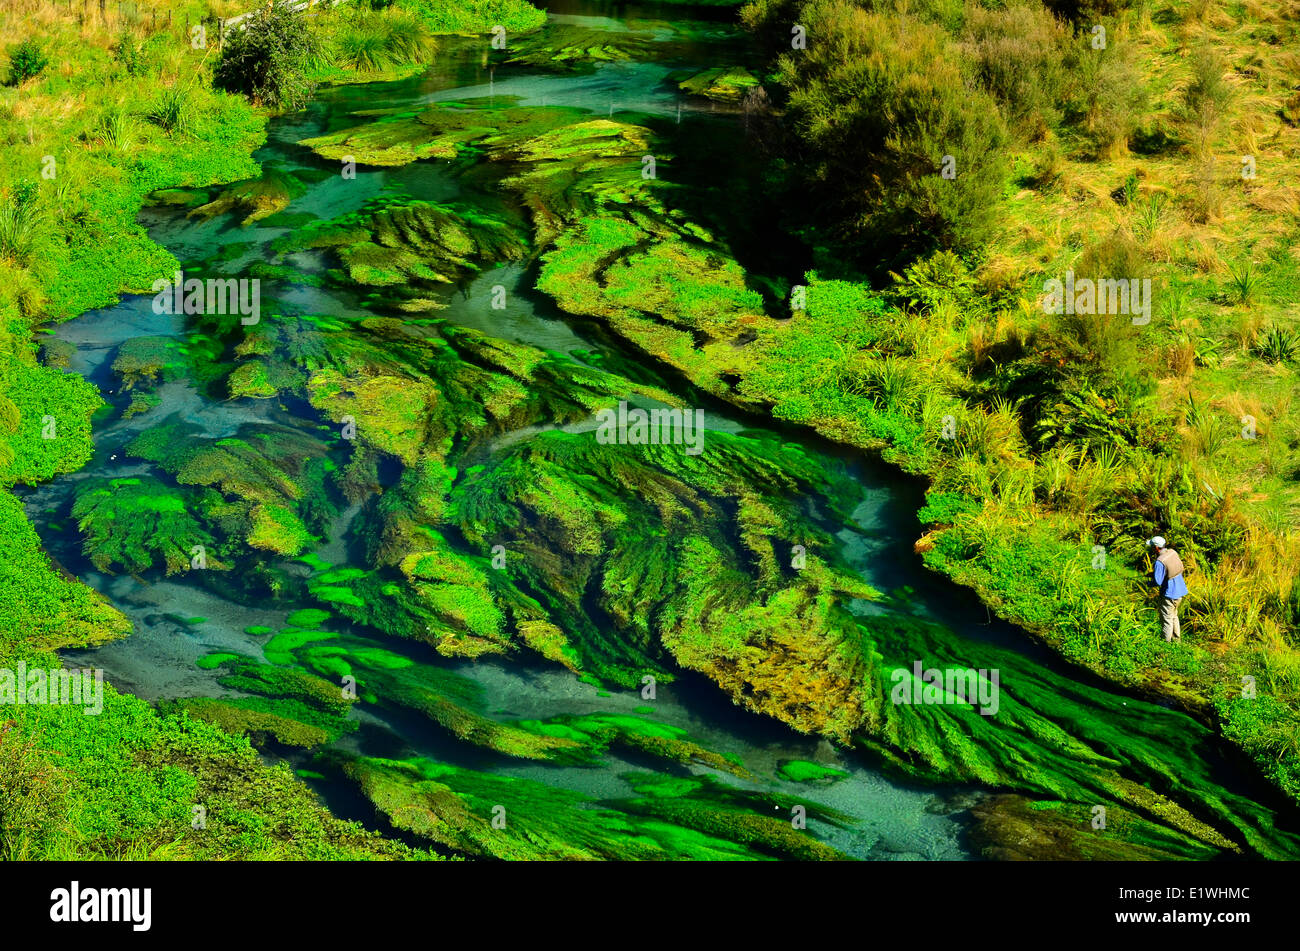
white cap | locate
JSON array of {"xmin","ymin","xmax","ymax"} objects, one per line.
[{"xmin": 1149, "ymin": 536, "xmax": 1166, "ymax": 549}]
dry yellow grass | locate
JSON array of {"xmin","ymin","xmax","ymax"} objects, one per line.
[
  {"xmin": 969, "ymin": 0, "xmax": 1300, "ymax": 657},
  {"xmin": 0, "ymin": 0, "xmax": 245, "ymax": 48}
]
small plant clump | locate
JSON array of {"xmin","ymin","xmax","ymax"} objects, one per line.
[{"xmin": 5, "ymin": 38, "xmax": 48, "ymax": 86}]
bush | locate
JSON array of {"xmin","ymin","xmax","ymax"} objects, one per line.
[
  {"xmin": 963, "ymin": 2, "xmax": 1073, "ymax": 142},
  {"xmin": 773, "ymin": 2, "xmax": 1010, "ymax": 260},
  {"xmin": 213, "ymin": 5, "xmax": 320, "ymax": 110},
  {"xmin": 1066, "ymin": 34, "xmax": 1146, "ymax": 158},
  {"xmin": 1254, "ymin": 324, "xmax": 1299, "ymax": 365},
  {"xmin": 1181, "ymin": 47, "xmax": 1231, "ymax": 154},
  {"xmin": 1183, "ymin": 48, "xmax": 1232, "ymax": 125},
  {"xmin": 113, "ymin": 32, "xmax": 165, "ymax": 78},
  {"xmin": 5, "ymin": 39, "xmax": 48, "ymax": 86},
  {"xmin": 1042, "ymin": 0, "xmax": 1135, "ymax": 22}
]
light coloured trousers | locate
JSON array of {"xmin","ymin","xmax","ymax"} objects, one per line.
[{"xmin": 1159, "ymin": 596, "xmax": 1183, "ymax": 641}]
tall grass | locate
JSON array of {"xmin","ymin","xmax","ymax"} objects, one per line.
[
  {"xmin": 1184, "ymin": 396, "xmax": 1227, "ymax": 459},
  {"xmin": 330, "ymin": 10, "xmax": 437, "ymax": 72},
  {"xmin": 853, "ymin": 356, "xmax": 924, "ymax": 413},
  {"xmin": 0, "ymin": 193, "xmax": 45, "ymax": 265},
  {"xmin": 1226, "ymin": 259, "xmax": 1260, "ymax": 306},
  {"xmin": 1135, "ymin": 192, "xmax": 1165, "ymax": 238},
  {"xmin": 147, "ymin": 85, "xmax": 196, "ymax": 137},
  {"xmin": 95, "ymin": 104, "xmax": 138, "ymax": 150},
  {"xmin": 1035, "ymin": 443, "xmax": 1082, "ymax": 504}
]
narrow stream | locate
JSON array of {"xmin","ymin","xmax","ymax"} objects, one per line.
[{"xmin": 20, "ymin": 3, "xmax": 1300, "ymax": 860}]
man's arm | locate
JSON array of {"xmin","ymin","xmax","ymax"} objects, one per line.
[{"xmin": 1152, "ymin": 559, "xmax": 1166, "ymax": 590}]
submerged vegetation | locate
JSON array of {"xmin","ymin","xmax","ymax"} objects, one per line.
[
  {"xmin": 2, "ymin": 0, "xmax": 1299, "ymax": 863},
  {"xmin": 0, "ymin": 0, "xmax": 541, "ymax": 861}
]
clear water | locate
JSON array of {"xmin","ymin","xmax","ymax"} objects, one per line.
[{"xmin": 19, "ymin": 6, "xmax": 1300, "ymax": 861}]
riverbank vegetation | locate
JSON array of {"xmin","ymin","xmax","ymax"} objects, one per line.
[{"xmin": 724, "ymin": 0, "xmax": 1300, "ymax": 800}]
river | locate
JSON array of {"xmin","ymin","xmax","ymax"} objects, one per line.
[{"xmin": 19, "ymin": 1, "xmax": 1300, "ymax": 861}]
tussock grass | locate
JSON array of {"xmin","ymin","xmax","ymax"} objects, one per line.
[{"xmin": 328, "ymin": 9, "xmax": 438, "ymax": 72}]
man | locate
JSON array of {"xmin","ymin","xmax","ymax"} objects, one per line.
[{"xmin": 1148, "ymin": 536, "xmax": 1188, "ymax": 642}]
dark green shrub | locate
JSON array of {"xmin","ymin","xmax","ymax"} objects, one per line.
[
  {"xmin": 213, "ymin": 5, "xmax": 320, "ymax": 110},
  {"xmin": 774, "ymin": 2, "xmax": 1010, "ymax": 259},
  {"xmin": 1042, "ymin": 0, "xmax": 1134, "ymax": 23},
  {"xmin": 5, "ymin": 39, "xmax": 49, "ymax": 86}
]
